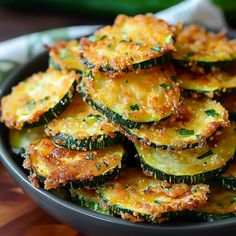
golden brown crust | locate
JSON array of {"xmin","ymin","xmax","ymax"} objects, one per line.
[
  {"xmin": 45, "ymin": 94, "xmax": 119, "ymax": 140},
  {"xmin": 100, "ymin": 168, "xmax": 209, "ymax": 222},
  {"xmin": 24, "ymin": 138, "xmax": 124, "ymax": 190},
  {"xmin": 0, "ymin": 69, "xmax": 78, "ymax": 129},
  {"xmin": 80, "ymin": 14, "xmax": 175, "ymax": 72},
  {"xmin": 176, "ymin": 68, "xmax": 236, "ymax": 96},
  {"xmin": 49, "ymin": 40, "xmax": 84, "ymax": 71},
  {"xmin": 174, "ymin": 24, "xmax": 236, "ymax": 66},
  {"xmin": 197, "ymin": 186, "xmax": 236, "ymax": 214},
  {"xmin": 125, "ymin": 97, "xmax": 229, "ymax": 149},
  {"xmin": 81, "ymin": 65, "xmax": 180, "ymax": 123}
]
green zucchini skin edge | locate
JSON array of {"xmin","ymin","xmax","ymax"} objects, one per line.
[
  {"xmin": 173, "ymin": 59, "xmax": 234, "ymax": 72},
  {"xmin": 124, "ymin": 127, "xmax": 219, "ymax": 150},
  {"xmin": 229, "ymin": 112, "xmax": 236, "ymax": 121},
  {"xmin": 139, "ymin": 154, "xmax": 234, "ymax": 184},
  {"xmin": 82, "ymin": 52, "xmax": 172, "ymax": 73},
  {"xmin": 186, "ymin": 210, "xmax": 236, "ymax": 222},
  {"xmin": 35, "ymin": 163, "xmax": 124, "ymax": 189},
  {"xmin": 79, "ymin": 85, "xmax": 142, "ymax": 129},
  {"xmin": 50, "ymin": 131, "xmax": 124, "ymax": 151},
  {"xmin": 220, "ymin": 177, "xmax": 236, "ymax": 190},
  {"xmin": 70, "ymin": 190, "xmax": 111, "ymax": 214},
  {"xmin": 23, "ymin": 80, "xmax": 77, "ymax": 129},
  {"xmin": 99, "ymin": 194, "xmax": 183, "ymax": 223}
]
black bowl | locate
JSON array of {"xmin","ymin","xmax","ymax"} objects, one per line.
[{"xmin": 1, "ymin": 46, "xmax": 236, "ymax": 236}]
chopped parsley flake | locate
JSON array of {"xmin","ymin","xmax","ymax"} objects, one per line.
[
  {"xmin": 231, "ymin": 197, "xmax": 236, "ymax": 204},
  {"xmin": 96, "ymin": 163, "xmax": 101, "ymax": 171},
  {"xmin": 165, "ymin": 35, "xmax": 173, "ymax": 43},
  {"xmin": 85, "ymin": 153, "xmax": 94, "ymax": 160},
  {"xmin": 160, "ymin": 83, "xmax": 172, "ymax": 90},
  {"xmin": 197, "ymin": 149, "xmax": 213, "ymax": 160},
  {"xmin": 100, "ymin": 35, "xmax": 107, "ymax": 40},
  {"xmin": 179, "ymin": 128, "xmax": 194, "ymax": 135},
  {"xmin": 205, "ymin": 109, "xmax": 219, "ymax": 117},
  {"xmin": 27, "ymin": 101, "xmax": 36, "ymax": 111},
  {"xmin": 87, "ymin": 71, "xmax": 94, "ymax": 79},
  {"xmin": 151, "ymin": 45, "xmax": 161, "ymax": 52},
  {"xmin": 130, "ymin": 104, "xmax": 140, "ymax": 111},
  {"xmin": 154, "ymin": 199, "xmax": 163, "ymax": 205}
]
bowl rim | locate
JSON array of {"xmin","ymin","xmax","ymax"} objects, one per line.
[{"xmin": 1, "ymin": 32, "xmax": 236, "ymax": 232}]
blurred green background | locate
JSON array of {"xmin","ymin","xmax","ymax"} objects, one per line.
[
  {"xmin": 0, "ymin": 0, "xmax": 236, "ymax": 41},
  {"xmin": 1, "ymin": 0, "xmax": 236, "ymax": 21}
]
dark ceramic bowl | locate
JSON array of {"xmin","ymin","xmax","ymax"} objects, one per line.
[{"xmin": 1, "ymin": 33, "xmax": 236, "ymax": 236}]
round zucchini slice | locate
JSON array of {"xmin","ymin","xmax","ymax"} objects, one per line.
[
  {"xmin": 45, "ymin": 94, "xmax": 123, "ymax": 151},
  {"xmin": 23, "ymin": 138, "xmax": 125, "ymax": 190},
  {"xmin": 9, "ymin": 126, "xmax": 45, "ymax": 155},
  {"xmin": 80, "ymin": 14, "xmax": 174, "ymax": 72},
  {"xmin": 125, "ymin": 97, "xmax": 229, "ymax": 149},
  {"xmin": 174, "ymin": 24, "xmax": 236, "ymax": 72},
  {"xmin": 192, "ymin": 186, "xmax": 236, "ymax": 222},
  {"xmin": 98, "ymin": 168, "xmax": 209, "ymax": 223},
  {"xmin": 70, "ymin": 188, "xmax": 110, "ymax": 214},
  {"xmin": 135, "ymin": 125, "xmax": 236, "ymax": 184},
  {"xmin": 220, "ymin": 93, "xmax": 236, "ymax": 121},
  {"xmin": 80, "ymin": 66, "xmax": 180, "ymax": 129},
  {"xmin": 220, "ymin": 160, "xmax": 236, "ymax": 190},
  {"xmin": 49, "ymin": 40, "xmax": 84, "ymax": 73},
  {"xmin": 1, "ymin": 69, "xmax": 78, "ymax": 130},
  {"xmin": 177, "ymin": 69, "xmax": 236, "ymax": 96}
]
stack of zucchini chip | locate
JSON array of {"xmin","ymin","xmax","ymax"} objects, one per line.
[{"xmin": 2, "ymin": 14, "xmax": 236, "ymax": 224}]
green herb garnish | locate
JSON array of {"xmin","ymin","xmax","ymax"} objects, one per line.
[
  {"xmin": 85, "ymin": 153, "xmax": 94, "ymax": 160},
  {"xmin": 179, "ymin": 128, "xmax": 194, "ymax": 135},
  {"xmin": 205, "ymin": 109, "xmax": 219, "ymax": 117},
  {"xmin": 87, "ymin": 71, "xmax": 94, "ymax": 79},
  {"xmin": 96, "ymin": 163, "xmax": 101, "ymax": 171},
  {"xmin": 27, "ymin": 101, "xmax": 36, "ymax": 111},
  {"xmin": 120, "ymin": 37, "xmax": 131, "ymax": 43},
  {"xmin": 154, "ymin": 199, "xmax": 163, "ymax": 205},
  {"xmin": 87, "ymin": 114, "xmax": 102, "ymax": 119},
  {"xmin": 100, "ymin": 35, "xmax": 107, "ymax": 40},
  {"xmin": 160, "ymin": 83, "xmax": 172, "ymax": 90},
  {"xmin": 151, "ymin": 45, "xmax": 161, "ymax": 52},
  {"xmin": 196, "ymin": 134, "xmax": 202, "ymax": 139},
  {"xmin": 197, "ymin": 149, "xmax": 213, "ymax": 160},
  {"xmin": 165, "ymin": 35, "xmax": 173, "ymax": 43},
  {"xmin": 231, "ymin": 197, "xmax": 236, "ymax": 204},
  {"xmin": 130, "ymin": 104, "xmax": 140, "ymax": 111}
]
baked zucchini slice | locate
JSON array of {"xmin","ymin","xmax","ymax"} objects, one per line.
[
  {"xmin": 220, "ymin": 160, "xmax": 236, "ymax": 190},
  {"xmin": 80, "ymin": 14, "xmax": 174, "ymax": 72},
  {"xmin": 70, "ymin": 188, "xmax": 110, "ymax": 214},
  {"xmin": 9, "ymin": 126, "xmax": 45, "ymax": 155},
  {"xmin": 45, "ymin": 94, "xmax": 123, "ymax": 151},
  {"xmin": 135, "ymin": 125, "xmax": 236, "ymax": 184},
  {"xmin": 220, "ymin": 93, "xmax": 236, "ymax": 121},
  {"xmin": 192, "ymin": 186, "xmax": 236, "ymax": 222},
  {"xmin": 1, "ymin": 69, "xmax": 78, "ymax": 130},
  {"xmin": 176, "ymin": 69, "xmax": 236, "ymax": 96},
  {"xmin": 98, "ymin": 168, "xmax": 209, "ymax": 223},
  {"xmin": 80, "ymin": 66, "xmax": 180, "ymax": 129},
  {"xmin": 125, "ymin": 97, "xmax": 229, "ymax": 149},
  {"xmin": 174, "ymin": 24, "xmax": 236, "ymax": 72},
  {"xmin": 49, "ymin": 40, "xmax": 84, "ymax": 73},
  {"xmin": 23, "ymin": 138, "xmax": 124, "ymax": 190}
]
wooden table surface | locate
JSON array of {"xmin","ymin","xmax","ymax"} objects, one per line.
[{"xmin": 0, "ymin": 6, "xmax": 112, "ymax": 235}]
